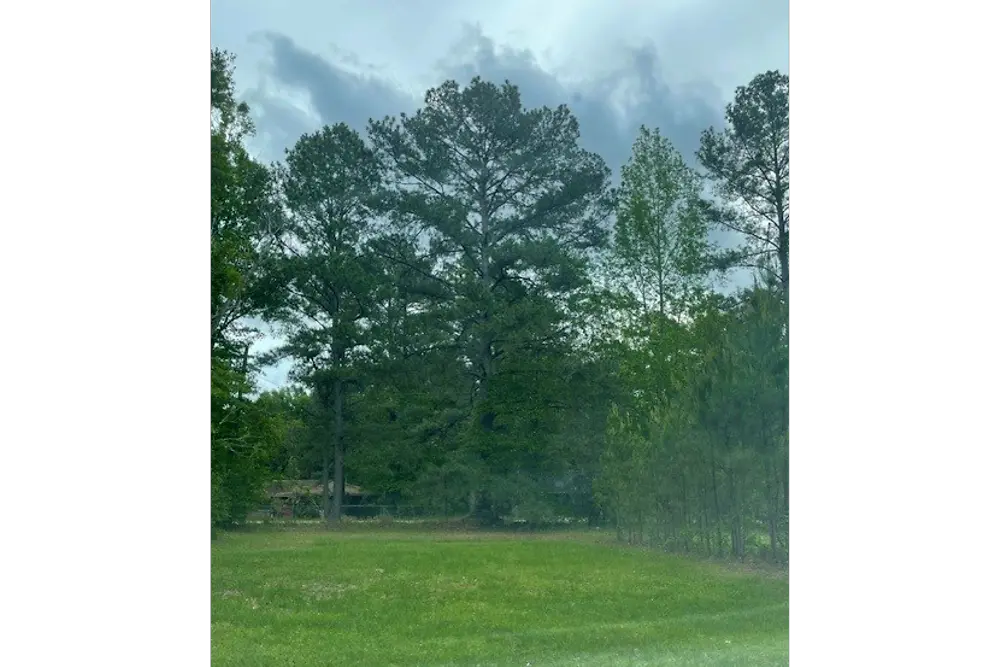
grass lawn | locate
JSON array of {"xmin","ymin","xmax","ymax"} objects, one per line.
[{"xmin": 212, "ymin": 526, "xmax": 788, "ymax": 666}]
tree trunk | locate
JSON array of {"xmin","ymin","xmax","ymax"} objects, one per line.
[
  {"xmin": 680, "ymin": 473, "xmax": 690, "ymax": 553},
  {"xmin": 320, "ymin": 413, "xmax": 332, "ymax": 522},
  {"xmin": 701, "ymin": 485, "xmax": 711, "ymax": 557},
  {"xmin": 778, "ymin": 209, "xmax": 789, "ymax": 297},
  {"xmin": 729, "ymin": 473, "xmax": 737, "ymax": 559},
  {"xmin": 331, "ymin": 376, "xmax": 345, "ymax": 524},
  {"xmin": 767, "ymin": 478, "xmax": 778, "ymax": 562},
  {"xmin": 781, "ymin": 450, "xmax": 789, "ymax": 515},
  {"xmin": 235, "ymin": 343, "xmax": 250, "ymax": 400},
  {"xmin": 471, "ymin": 196, "xmax": 493, "ymax": 521},
  {"xmin": 711, "ymin": 451, "xmax": 724, "ymax": 557},
  {"xmin": 766, "ymin": 457, "xmax": 781, "ymax": 562},
  {"xmin": 478, "ymin": 194, "xmax": 493, "ymax": 405},
  {"xmin": 730, "ymin": 474, "xmax": 745, "ymax": 561},
  {"xmin": 771, "ymin": 130, "xmax": 789, "ymax": 298}
]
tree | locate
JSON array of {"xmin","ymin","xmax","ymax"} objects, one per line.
[
  {"xmin": 210, "ymin": 50, "xmax": 280, "ymax": 354},
  {"xmin": 350, "ymin": 229, "xmax": 472, "ymax": 508},
  {"xmin": 612, "ymin": 125, "xmax": 712, "ymax": 319},
  {"xmin": 254, "ymin": 388, "xmax": 313, "ymax": 477},
  {"xmin": 269, "ymin": 123, "xmax": 383, "ymax": 523},
  {"xmin": 603, "ymin": 125, "xmax": 719, "ymax": 438},
  {"xmin": 211, "ymin": 365, "xmax": 285, "ymax": 529},
  {"xmin": 692, "ymin": 69, "xmax": 790, "ymax": 559},
  {"xmin": 593, "ymin": 286, "xmax": 788, "ymax": 562},
  {"xmin": 368, "ymin": 77, "xmax": 614, "ymax": 521},
  {"xmin": 698, "ymin": 71, "xmax": 789, "ymax": 296},
  {"xmin": 210, "ymin": 49, "xmax": 284, "ymax": 531}
]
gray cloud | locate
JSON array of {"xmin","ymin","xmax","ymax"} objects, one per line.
[
  {"xmin": 249, "ymin": 26, "xmax": 730, "ymax": 174},
  {"xmin": 245, "ymin": 32, "xmax": 417, "ymax": 161},
  {"xmin": 435, "ymin": 24, "xmax": 724, "ymax": 171},
  {"xmin": 265, "ymin": 33, "xmax": 416, "ymax": 129}
]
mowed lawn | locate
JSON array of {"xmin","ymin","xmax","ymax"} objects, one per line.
[{"xmin": 212, "ymin": 527, "xmax": 788, "ymax": 666}]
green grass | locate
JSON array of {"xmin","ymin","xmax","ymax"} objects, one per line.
[{"xmin": 212, "ymin": 527, "xmax": 788, "ymax": 666}]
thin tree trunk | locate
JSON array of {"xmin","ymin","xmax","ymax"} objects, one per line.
[
  {"xmin": 680, "ymin": 473, "xmax": 690, "ymax": 553},
  {"xmin": 781, "ymin": 448, "xmax": 792, "ymax": 560},
  {"xmin": 711, "ymin": 450, "xmax": 724, "ymax": 557},
  {"xmin": 767, "ymin": 457, "xmax": 780, "ymax": 562},
  {"xmin": 320, "ymin": 408, "xmax": 332, "ymax": 522},
  {"xmin": 781, "ymin": 450, "xmax": 789, "ymax": 515},
  {"xmin": 729, "ymin": 473, "xmax": 738, "ymax": 559},
  {"xmin": 472, "ymin": 197, "xmax": 493, "ymax": 525},
  {"xmin": 768, "ymin": 512, "xmax": 778, "ymax": 562},
  {"xmin": 331, "ymin": 376, "xmax": 345, "ymax": 524},
  {"xmin": 478, "ymin": 195, "xmax": 493, "ymax": 406},
  {"xmin": 778, "ymin": 219, "xmax": 788, "ymax": 297},
  {"xmin": 767, "ymin": 473, "xmax": 778, "ymax": 563},
  {"xmin": 236, "ymin": 343, "xmax": 250, "ymax": 401},
  {"xmin": 730, "ymin": 473, "xmax": 745, "ymax": 561},
  {"xmin": 701, "ymin": 484, "xmax": 711, "ymax": 556},
  {"xmin": 613, "ymin": 491, "xmax": 623, "ymax": 541}
]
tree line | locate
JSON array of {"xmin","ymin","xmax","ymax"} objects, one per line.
[{"xmin": 210, "ymin": 49, "xmax": 789, "ymax": 562}]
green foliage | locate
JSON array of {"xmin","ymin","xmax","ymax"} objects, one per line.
[
  {"xmin": 698, "ymin": 70, "xmax": 790, "ymax": 293},
  {"xmin": 210, "ymin": 49, "xmax": 286, "ymax": 528},
  {"xmin": 612, "ymin": 125, "xmax": 714, "ymax": 315},
  {"xmin": 210, "ymin": 50, "xmax": 280, "ymax": 355},
  {"xmin": 271, "ymin": 123, "xmax": 383, "ymax": 357},
  {"xmin": 211, "ymin": 359, "xmax": 285, "ymax": 526},
  {"xmin": 264, "ymin": 122, "xmax": 388, "ymax": 521},
  {"xmin": 582, "ymin": 72, "xmax": 791, "ymax": 561},
  {"xmin": 253, "ymin": 388, "xmax": 312, "ymax": 476},
  {"xmin": 366, "ymin": 77, "xmax": 615, "ymax": 522},
  {"xmin": 595, "ymin": 288, "xmax": 788, "ymax": 561},
  {"xmin": 209, "ymin": 63, "xmax": 789, "ymax": 551}
]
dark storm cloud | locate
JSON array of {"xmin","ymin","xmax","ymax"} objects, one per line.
[
  {"xmin": 250, "ymin": 27, "xmax": 727, "ymax": 176},
  {"xmin": 437, "ymin": 25, "xmax": 725, "ymax": 172},
  {"xmin": 425, "ymin": 26, "xmax": 745, "ymax": 281},
  {"xmin": 265, "ymin": 32, "xmax": 417, "ymax": 129},
  {"xmin": 246, "ymin": 32, "xmax": 419, "ymax": 161}
]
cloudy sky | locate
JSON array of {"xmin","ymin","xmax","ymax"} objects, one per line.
[{"xmin": 210, "ymin": 0, "xmax": 789, "ymax": 390}]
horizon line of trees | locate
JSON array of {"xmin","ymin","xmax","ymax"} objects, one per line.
[{"xmin": 211, "ymin": 48, "xmax": 789, "ymax": 562}]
